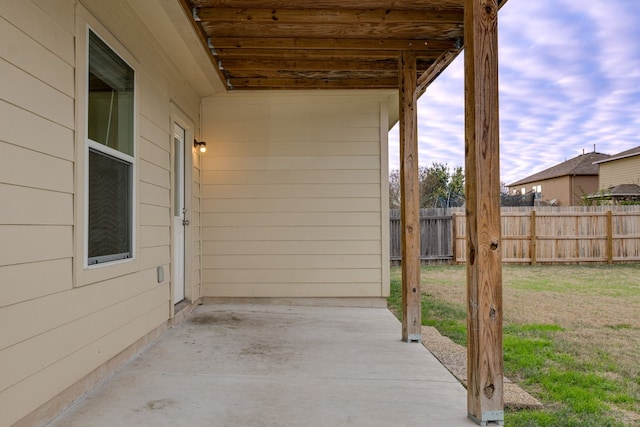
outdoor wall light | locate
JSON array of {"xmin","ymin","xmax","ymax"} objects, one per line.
[{"xmin": 194, "ymin": 139, "xmax": 207, "ymax": 153}]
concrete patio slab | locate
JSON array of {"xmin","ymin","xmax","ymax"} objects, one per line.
[{"xmin": 48, "ymin": 304, "xmax": 477, "ymax": 426}]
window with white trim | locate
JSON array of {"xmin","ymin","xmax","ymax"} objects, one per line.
[{"xmin": 87, "ymin": 30, "xmax": 135, "ymax": 265}]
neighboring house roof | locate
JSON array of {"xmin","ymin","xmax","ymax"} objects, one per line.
[
  {"xmin": 593, "ymin": 145, "xmax": 640, "ymax": 164},
  {"xmin": 606, "ymin": 183, "xmax": 640, "ymax": 196},
  {"xmin": 508, "ymin": 152, "xmax": 611, "ymax": 187},
  {"xmin": 587, "ymin": 183, "xmax": 640, "ymax": 200}
]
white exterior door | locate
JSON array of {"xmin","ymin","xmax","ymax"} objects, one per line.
[{"xmin": 173, "ymin": 124, "xmax": 186, "ymax": 303}]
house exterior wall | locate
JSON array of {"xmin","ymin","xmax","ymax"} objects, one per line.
[
  {"xmin": 570, "ymin": 175, "xmax": 599, "ymax": 205},
  {"xmin": 508, "ymin": 177, "xmax": 569, "ymax": 206},
  {"xmin": 508, "ymin": 175, "xmax": 599, "ymax": 206},
  {"xmin": 200, "ymin": 91, "xmax": 393, "ymax": 300},
  {"xmin": 599, "ymin": 155, "xmax": 640, "ymax": 189},
  {"xmin": 0, "ymin": 1, "xmax": 206, "ymax": 425}
]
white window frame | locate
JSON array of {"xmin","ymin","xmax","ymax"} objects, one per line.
[
  {"xmin": 82, "ymin": 25, "xmax": 138, "ymax": 268},
  {"xmin": 84, "ymin": 28, "xmax": 137, "ymax": 268},
  {"xmin": 74, "ymin": 7, "xmax": 140, "ymax": 287}
]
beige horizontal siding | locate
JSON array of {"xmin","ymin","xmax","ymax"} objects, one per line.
[
  {"xmin": 0, "ymin": 143, "xmax": 73, "ymax": 193},
  {"xmin": 140, "ymin": 115, "xmax": 172, "ymax": 153},
  {"xmin": 139, "ymin": 181, "xmax": 170, "ymax": 207},
  {"xmin": 209, "ymin": 126, "xmax": 382, "ymax": 144},
  {"xmin": 599, "ymin": 157, "xmax": 640, "ymax": 189},
  {"xmin": 202, "ymin": 240, "xmax": 381, "ymax": 256},
  {"xmin": 140, "ymin": 204, "xmax": 171, "ymax": 227},
  {"xmin": 203, "ymin": 268, "xmax": 382, "ymax": 285},
  {"xmin": 0, "ymin": 0, "xmax": 206, "ymax": 423},
  {"xmin": 202, "ymin": 197, "xmax": 381, "ymax": 213},
  {"xmin": 202, "ymin": 183, "xmax": 381, "ymax": 199},
  {"xmin": 0, "ymin": 226, "xmax": 72, "ymax": 267},
  {"xmin": 0, "ymin": 1, "xmax": 74, "ymax": 65},
  {"xmin": 202, "ymin": 282, "xmax": 382, "ymax": 298},
  {"xmin": 140, "ymin": 137, "xmax": 171, "ymax": 171},
  {"xmin": 140, "ymin": 159, "xmax": 171, "ymax": 189},
  {"xmin": 0, "ymin": 284, "xmax": 167, "ymax": 394},
  {"xmin": 201, "ymin": 92, "xmax": 390, "ymax": 298},
  {"xmin": 202, "ymin": 169, "xmax": 381, "ymax": 185},
  {"xmin": 138, "ymin": 246, "xmax": 171, "ymax": 271},
  {"xmin": 0, "ymin": 58, "xmax": 73, "ymax": 129},
  {"xmin": 208, "ymin": 140, "xmax": 380, "ymax": 157},
  {"xmin": 203, "ymin": 212, "xmax": 381, "ymax": 227},
  {"xmin": 0, "ymin": 259, "xmax": 72, "ymax": 308},
  {"xmin": 0, "ymin": 268, "xmax": 162, "ymax": 351},
  {"xmin": 0, "ymin": 16, "xmax": 74, "ymax": 97},
  {"xmin": 204, "ymin": 226, "xmax": 381, "ymax": 242},
  {"xmin": 202, "ymin": 155, "xmax": 381, "ymax": 171},
  {"xmin": 0, "ymin": 100, "xmax": 74, "ymax": 161},
  {"xmin": 0, "ymin": 184, "xmax": 72, "ymax": 225},
  {"xmin": 139, "ymin": 226, "xmax": 171, "ymax": 249},
  {"xmin": 31, "ymin": 0, "xmax": 75, "ymax": 34},
  {"xmin": 203, "ymin": 254, "xmax": 381, "ymax": 270},
  {"xmin": 0, "ymin": 302, "xmax": 167, "ymax": 427}
]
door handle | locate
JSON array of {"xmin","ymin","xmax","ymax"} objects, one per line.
[{"xmin": 182, "ymin": 219, "xmax": 190, "ymax": 226}]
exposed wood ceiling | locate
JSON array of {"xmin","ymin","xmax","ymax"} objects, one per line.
[{"xmin": 179, "ymin": 1, "xmax": 470, "ymax": 90}]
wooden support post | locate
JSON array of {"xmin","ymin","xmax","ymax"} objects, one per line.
[
  {"xmin": 530, "ymin": 211, "xmax": 537, "ymax": 265},
  {"xmin": 464, "ymin": 0, "xmax": 504, "ymax": 424},
  {"xmin": 399, "ymin": 50, "xmax": 421, "ymax": 343},
  {"xmin": 606, "ymin": 210, "xmax": 613, "ymax": 264}
]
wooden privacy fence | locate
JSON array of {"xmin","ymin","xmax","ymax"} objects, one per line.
[
  {"xmin": 390, "ymin": 208, "xmax": 454, "ymax": 264},
  {"xmin": 390, "ymin": 206, "xmax": 640, "ymax": 264}
]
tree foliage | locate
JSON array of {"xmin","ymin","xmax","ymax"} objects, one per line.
[{"xmin": 389, "ymin": 162, "xmax": 465, "ymax": 209}]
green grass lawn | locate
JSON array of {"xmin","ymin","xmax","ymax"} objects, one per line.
[{"xmin": 388, "ymin": 264, "xmax": 640, "ymax": 426}]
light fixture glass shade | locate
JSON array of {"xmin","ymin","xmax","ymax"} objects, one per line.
[{"xmin": 194, "ymin": 140, "xmax": 206, "ymax": 153}]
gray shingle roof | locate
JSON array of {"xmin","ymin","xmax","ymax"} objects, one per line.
[
  {"xmin": 594, "ymin": 145, "xmax": 640, "ymax": 164},
  {"xmin": 607, "ymin": 183, "xmax": 640, "ymax": 196},
  {"xmin": 508, "ymin": 152, "xmax": 611, "ymax": 187}
]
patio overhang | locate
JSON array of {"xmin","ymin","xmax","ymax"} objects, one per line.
[
  {"xmin": 174, "ymin": 1, "xmax": 507, "ymax": 424},
  {"xmin": 178, "ymin": 0, "xmax": 471, "ymax": 91}
]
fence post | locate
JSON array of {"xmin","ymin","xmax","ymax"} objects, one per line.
[
  {"xmin": 451, "ymin": 212, "xmax": 457, "ymax": 265},
  {"xmin": 607, "ymin": 210, "xmax": 613, "ymax": 264},
  {"xmin": 530, "ymin": 210, "xmax": 537, "ymax": 265}
]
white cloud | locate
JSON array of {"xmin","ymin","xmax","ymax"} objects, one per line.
[{"xmin": 388, "ymin": 0, "xmax": 640, "ymax": 185}]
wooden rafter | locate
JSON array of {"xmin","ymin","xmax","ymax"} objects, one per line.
[
  {"xmin": 214, "ymin": 48, "xmax": 444, "ymax": 60},
  {"xmin": 204, "ymin": 22, "xmax": 462, "ymax": 39},
  {"xmin": 210, "ymin": 37, "xmax": 457, "ymax": 51},
  {"xmin": 230, "ymin": 77, "xmax": 398, "ymax": 89},
  {"xmin": 221, "ymin": 58, "xmax": 399, "ymax": 72},
  {"xmin": 197, "ymin": 7, "xmax": 464, "ymax": 24}
]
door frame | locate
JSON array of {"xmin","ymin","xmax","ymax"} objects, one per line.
[{"xmin": 169, "ymin": 103, "xmax": 195, "ymax": 317}]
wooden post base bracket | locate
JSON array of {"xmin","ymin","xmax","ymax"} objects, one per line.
[{"xmin": 468, "ymin": 410, "xmax": 504, "ymax": 426}]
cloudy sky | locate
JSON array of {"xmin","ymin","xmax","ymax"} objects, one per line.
[{"xmin": 388, "ymin": 0, "xmax": 640, "ymax": 185}]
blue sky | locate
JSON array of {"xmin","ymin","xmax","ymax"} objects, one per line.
[{"xmin": 388, "ymin": 0, "xmax": 640, "ymax": 185}]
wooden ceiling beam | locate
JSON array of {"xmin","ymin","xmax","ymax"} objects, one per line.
[
  {"xmin": 215, "ymin": 48, "xmax": 442, "ymax": 62},
  {"xmin": 222, "ymin": 58, "xmax": 397, "ymax": 71},
  {"xmin": 196, "ymin": 7, "xmax": 463, "ymax": 24},
  {"xmin": 196, "ymin": 0, "xmax": 465, "ymax": 9},
  {"xmin": 210, "ymin": 37, "xmax": 457, "ymax": 51},
  {"xmin": 204, "ymin": 22, "xmax": 462, "ymax": 39},
  {"xmin": 216, "ymin": 48, "xmax": 401, "ymax": 60},
  {"xmin": 228, "ymin": 77, "xmax": 398, "ymax": 89}
]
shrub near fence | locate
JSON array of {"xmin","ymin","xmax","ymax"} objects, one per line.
[{"xmin": 391, "ymin": 206, "xmax": 640, "ymax": 265}]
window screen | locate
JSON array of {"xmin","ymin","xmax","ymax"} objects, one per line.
[{"xmin": 87, "ymin": 30, "xmax": 135, "ymax": 265}]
